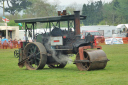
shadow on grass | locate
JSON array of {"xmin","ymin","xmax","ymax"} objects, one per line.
[{"xmin": 21, "ymin": 66, "xmax": 109, "ymax": 72}]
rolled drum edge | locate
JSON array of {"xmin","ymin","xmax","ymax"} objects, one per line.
[{"xmin": 85, "ymin": 50, "xmax": 108, "ymax": 70}]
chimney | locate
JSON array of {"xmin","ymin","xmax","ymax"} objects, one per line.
[{"xmin": 74, "ymin": 11, "xmax": 80, "ymax": 35}]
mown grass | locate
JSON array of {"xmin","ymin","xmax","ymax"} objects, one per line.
[{"xmin": 0, "ymin": 44, "xmax": 128, "ymax": 85}]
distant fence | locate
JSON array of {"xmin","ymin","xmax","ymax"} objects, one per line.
[
  {"xmin": 0, "ymin": 41, "xmax": 21, "ymax": 49},
  {"xmin": 122, "ymin": 37, "xmax": 128, "ymax": 44},
  {"xmin": 0, "ymin": 37, "xmax": 128, "ymax": 49}
]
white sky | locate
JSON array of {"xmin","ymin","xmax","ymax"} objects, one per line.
[{"xmin": 48, "ymin": 0, "xmax": 113, "ymax": 6}]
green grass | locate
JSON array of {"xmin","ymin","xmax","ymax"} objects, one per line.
[{"xmin": 0, "ymin": 44, "xmax": 128, "ymax": 85}]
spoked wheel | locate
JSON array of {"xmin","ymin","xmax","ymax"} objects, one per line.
[
  {"xmin": 24, "ymin": 42, "xmax": 47, "ymax": 70},
  {"xmin": 75, "ymin": 50, "xmax": 108, "ymax": 71},
  {"xmin": 48, "ymin": 63, "xmax": 67, "ymax": 68},
  {"xmin": 14, "ymin": 50, "xmax": 19, "ymax": 58},
  {"xmin": 75, "ymin": 53, "xmax": 90, "ymax": 71}
]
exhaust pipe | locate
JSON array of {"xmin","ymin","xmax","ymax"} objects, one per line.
[{"xmin": 74, "ymin": 11, "xmax": 80, "ymax": 35}]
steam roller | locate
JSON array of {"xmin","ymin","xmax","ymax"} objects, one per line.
[{"xmin": 14, "ymin": 10, "xmax": 109, "ymax": 71}]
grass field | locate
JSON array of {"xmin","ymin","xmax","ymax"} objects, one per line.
[{"xmin": 0, "ymin": 44, "xmax": 128, "ymax": 85}]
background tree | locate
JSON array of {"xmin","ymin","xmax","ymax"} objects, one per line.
[
  {"xmin": 22, "ymin": 0, "xmax": 57, "ymax": 18},
  {"xmin": 1, "ymin": 0, "xmax": 128, "ymax": 27},
  {"xmin": 102, "ymin": 0, "xmax": 126, "ymax": 25},
  {"xmin": 0, "ymin": 0, "xmax": 32, "ymax": 15},
  {"xmin": 82, "ymin": 1, "xmax": 103, "ymax": 25},
  {"xmin": 116, "ymin": 0, "xmax": 128, "ymax": 23},
  {"xmin": 82, "ymin": 4, "xmax": 87, "ymax": 25},
  {"xmin": 95, "ymin": 1, "xmax": 103, "ymax": 24},
  {"xmin": 82, "ymin": 0, "xmax": 128, "ymax": 26}
]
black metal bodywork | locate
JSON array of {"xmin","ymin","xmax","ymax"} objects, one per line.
[{"xmin": 15, "ymin": 11, "xmax": 89, "ymax": 63}]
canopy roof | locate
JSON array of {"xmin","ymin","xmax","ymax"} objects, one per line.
[{"xmin": 14, "ymin": 15, "xmax": 86, "ymax": 23}]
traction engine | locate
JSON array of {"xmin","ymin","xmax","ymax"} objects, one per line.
[{"xmin": 15, "ymin": 10, "xmax": 109, "ymax": 71}]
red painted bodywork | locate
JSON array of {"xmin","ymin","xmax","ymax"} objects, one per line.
[
  {"xmin": 81, "ymin": 30, "xmax": 105, "ymax": 43},
  {"xmin": 79, "ymin": 45, "xmax": 102, "ymax": 60}
]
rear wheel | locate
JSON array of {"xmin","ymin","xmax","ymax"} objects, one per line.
[{"xmin": 24, "ymin": 42, "xmax": 47, "ymax": 70}]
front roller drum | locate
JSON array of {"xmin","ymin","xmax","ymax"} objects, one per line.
[{"xmin": 75, "ymin": 50, "xmax": 108, "ymax": 71}]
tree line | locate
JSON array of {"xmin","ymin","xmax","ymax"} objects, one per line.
[
  {"xmin": 0, "ymin": 0, "xmax": 128, "ymax": 27},
  {"xmin": 82, "ymin": 0, "xmax": 128, "ymax": 26}
]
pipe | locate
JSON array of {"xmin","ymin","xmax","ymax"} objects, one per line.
[{"xmin": 74, "ymin": 11, "xmax": 80, "ymax": 35}]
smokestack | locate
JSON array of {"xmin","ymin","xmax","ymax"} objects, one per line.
[
  {"xmin": 58, "ymin": 11, "xmax": 61, "ymax": 16},
  {"xmin": 63, "ymin": 10, "xmax": 66, "ymax": 15},
  {"xmin": 74, "ymin": 11, "xmax": 80, "ymax": 35}
]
